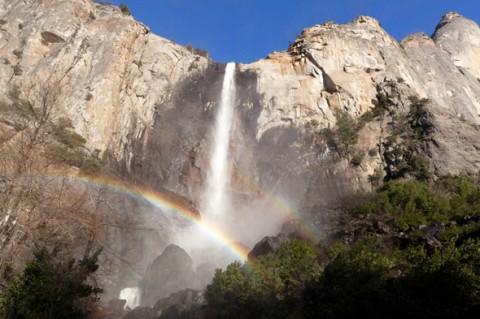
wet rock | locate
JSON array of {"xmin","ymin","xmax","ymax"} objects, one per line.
[
  {"xmin": 155, "ymin": 289, "xmax": 206, "ymax": 319},
  {"xmin": 248, "ymin": 234, "xmax": 290, "ymax": 259},
  {"xmin": 140, "ymin": 245, "xmax": 196, "ymax": 306},
  {"xmin": 109, "ymin": 299, "xmax": 127, "ymax": 312},
  {"xmin": 123, "ymin": 307, "xmax": 156, "ymax": 319}
]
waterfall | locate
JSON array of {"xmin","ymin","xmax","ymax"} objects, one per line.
[
  {"xmin": 204, "ymin": 62, "xmax": 236, "ymax": 216},
  {"xmin": 119, "ymin": 287, "xmax": 141, "ymax": 310}
]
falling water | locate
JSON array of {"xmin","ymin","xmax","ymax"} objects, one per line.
[
  {"xmin": 119, "ymin": 287, "xmax": 141, "ymax": 310},
  {"xmin": 204, "ymin": 62, "xmax": 236, "ymax": 216}
]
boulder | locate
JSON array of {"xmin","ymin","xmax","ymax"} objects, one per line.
[
  {"xmin": 140, "ymin": 245, "xmax": 196, "ymax": 306},
  {"xmin": 248, "ymin": 234, "xmax": 290, "ymax": 259},
  {"xmin": 122, "ymin": 307, "xmax": 156, "ymax": 319},
  {"xmin": 155, "ymin": 289, "xmax": 206, "ymax": 319}
]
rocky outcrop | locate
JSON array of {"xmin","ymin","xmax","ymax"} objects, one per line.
[
  {"xmin": 248, "ymin": 234, "xmax": 290, "ymax": 259},
  {"xmin": 2, "ymin": 1, "xmax": 479, "ymax": 205},
  {"xmin": 155, "ymin": 289, "xmax": 206, "ymax": 319},
  {"xmin": 140, "ymin": 245, "xmax": 196, "ymax": 307},
  {"xmin": 123, "ymin": 307, "xmax": 156, "ymax": 319},
  {"xmin": 0, "ymin": 0, "xmax": 208, "ymax": 167}
]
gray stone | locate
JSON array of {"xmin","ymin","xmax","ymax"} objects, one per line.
[{"xmin": 140, "ymin": 245, "xmax": 196, "ymax": 307}]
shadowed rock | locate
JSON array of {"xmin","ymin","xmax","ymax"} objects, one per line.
[
  {"xmin": 140, "ymin": 245, "xmax": 196, "ymax": 306},
  {"xmin": 122, "ymin": 307, "xmax": 156, "ymax": 319},
  {"xmin": 248, "ymin": 234, "xmax": 290, "ymax": 259},
  {"xmin": 155, "ymin": 289, "xmax": 206, "ymax": 319}
]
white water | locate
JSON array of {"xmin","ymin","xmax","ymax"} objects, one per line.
[
  {"xmin": 119, "ymin": 287, "xmax": 141, "ymax": 310},
  {"xmin": 203, "ymin": 62, "xmax": 236, "ymax": 217}
]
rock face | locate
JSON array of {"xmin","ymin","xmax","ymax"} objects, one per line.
[
  {"xmin": 248, "ymin": 234, "xmax": 290, "ymax": 259},
  {"xmin": 0, "ymin": 0, "xmax": 208, "ymax": 166},
  {"xmin": 155, "ymin": 289, "xmax": 206, "ymax": 319},
  {"xmin": 1, "ymin": 0, "xmax": 480, "ymax": 305},
  {"xmin": 1, "ymin": 1, "xmax": 479, "ymax": 203},
  {"xmin": 140, "ymin": 245, "xmax": 196, "ymax": 307},
  {"xmin": 122, "ymin": 307, "xmax": 156, "ymax": 319}
]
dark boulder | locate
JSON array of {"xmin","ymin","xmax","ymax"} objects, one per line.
[
  {"xmin": 122, "ymin": 307, "xmax": 156, "ymax": 319},
  {"xmin": 155, "ymin": 289, "xmax": 206, "ymax": 319},
  {"xmin": 248, "ymin": 234, "xmax": 290, "ymax": 259},
  {"xmin": 140, "ymin": 245, "xmax": 196, "ymax": 306}
]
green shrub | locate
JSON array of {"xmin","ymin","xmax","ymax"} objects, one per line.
[
  {"xmin": 351, "ymin": 176, "xmax": 480, "ymax": 229},
  {"xmin": 0, "ymin": 247, "xmax": 102, "ymax": 319},
  {"xmin": 52, "ymin": 118, "xmax": 86, "ymax": 149},
  {"xmin": 352, "ymin": 180, "xmax": 450, "ymax": 229},
  {"xmin": 119, "ymin": 4, "xmax": 131, "ymax": 15},
  {"xmin": 335, "ymin": 110, "xmax": 358, "ymax": 155},
  {"xmin": 408, "ymin": 96, "xmax": 434, "ymax": 139},
  {"xmin": 206, "ymin": 240, "xmax": 321, "ymax": 319},
  {"xmin": 351, "ymin": 152, "xmax": 364, "ymax": 167},
  {"xmin": 45, "ymin": 144, "xmax": 103, "ymax": 173},
  {"xmin": 368, "ymin": 148, "xmax": 378, "ymax": 157},
  {"xmin": 204, "ymin": 235, "xmax": 480, "ymax": 319}
]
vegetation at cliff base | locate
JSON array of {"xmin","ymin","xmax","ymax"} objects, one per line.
[
  {"xmin": 204, "ymin": 176, "xmax": 480, "ymax": 319},
  {"xmin": 0, "ymin": 248, "xmax": 102, "ymax": 319}
]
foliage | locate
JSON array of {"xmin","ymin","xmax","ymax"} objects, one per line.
[
  {"xmin": 45, "ymin": 144, "xmax": 103, "ymax": 173},
  {"xmin": 119, "ymin": 4, "xmax": 131, "ymax": 15},
  {"xmin": 315, "ymin": 110, "xmax": 359, "ymax": 157},
  {"xmin": 0, "ymin": 247, "xmax": 102, "ymax": 319},
  {"xmin": 185, "ymin": 44, "xmax": 209, "ymax": 58},
  {"xmin": 45, "ymin": 117, "xmax": 103, "ymax": 173},
  {"xmin": 381, "ymin": 96, "xmax": 433, "ymax": 181},
  {"xmin": 408, "ymin": 96, "xmax": 435, "ymax": 139},
  {"xmin": 352, "ymin": 176, "xmax": 480, "ymax": 229},
  {"xmin": 350, "ymin": 152, "xmax": 364, "ymax": 167},
  {"xmin": 52, "ymin": 117, "xmax": 87, "ymax": 149},
  {"xmin": 205, "ymin": 240, "xmax": 321, "ymax": 319},
  {"xmin": 301, "ymin": 240, "xmax": 480, "ymax": 319},
  {"xmin": 334, "ymin": 110, "xmax": 358, "ymax": 155},
  {"xmin": 203, "ymin": 176, "xmax": 480, "ymax": 319}
]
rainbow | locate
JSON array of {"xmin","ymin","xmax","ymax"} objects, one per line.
[
  {"xmin": 22, "ymin": 172, "xmax": 251, "ymax": 262},
  {"xmin": 13, "ymin": 169, "xmax": 322, "ymax": 262}
]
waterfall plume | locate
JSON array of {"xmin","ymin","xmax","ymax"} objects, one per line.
[{"xmin": 203, "ymin": 62, "xmax": 236, "ymax": 217}]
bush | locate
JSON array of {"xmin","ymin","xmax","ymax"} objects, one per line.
[
  {"xmin": 52, "ymin": 118, "xmax": 86, "ymax": 149},
  {"xmin": 301, "ymin": 240, "xmax": 480, "ymax": 319},
  {"xmin": 206, "ymin": 240, "xmax": 321, "ymax": 319},
  {"xmin": 351, "ymin": 152, "xmax": 364, "ymax": 167},
  {"xmin": 335, "ymin": 110, "xmax": 358, "ymax": 155},
  {"xmin": 202, "ymin": 176, "xmax": 480, "ymax": 319},
  {"xmin": 119, "ymin": 4, "xmax": 131, "ymax": 16},
  {"xmin": 45, "ymin": 144, "xmax": 103, "ymax": 173},
  {"xmin": 204, "ymin": 236, "xmax": 480, "ymax": 319},
  {"xmin": 0, "ymin": 247, "xmax": 102, "ymax": 319},
  {"xmin": 408, "ymin": 96, "xmax": 434, "ymax": 139},
  {"xmin": 368, "ymin": 148, "xmax": 378, "ymax": 157},
  {"xmin": 351, "ymin": 176, "xmax": 480, "ymax": 229},
  {"xmin": 351, "ymin": 180, "xmax": 449, "ymax": 229}
]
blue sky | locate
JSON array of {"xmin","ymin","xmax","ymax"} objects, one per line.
[{"xmin": 109, "ymin": 0, "xmax": 480, "ymax": 63}]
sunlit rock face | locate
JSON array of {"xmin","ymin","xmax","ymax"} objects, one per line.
[
  {"xmin": 433, "ymin": 12, "xmax": 480, "ymax": 81},
  {"xmin": 0, "ymin": 0, "xmax": 209, "ymax": 165},
  {"xmin": 2, "ymin": 0, "xmax": 480, "ymax": 204},
  {"xmin": 241, "ymin": 14, "xmax": 480, "ymax": 178}
]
